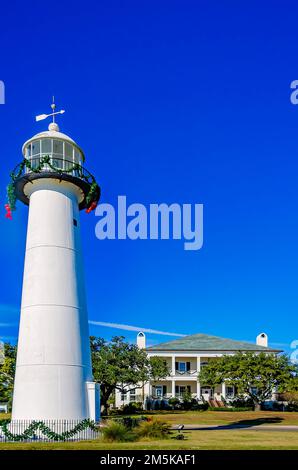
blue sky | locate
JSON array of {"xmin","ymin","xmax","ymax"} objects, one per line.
[{"xmin": 0, "ymin": 0, "xmax": 297, "ymax": 353}]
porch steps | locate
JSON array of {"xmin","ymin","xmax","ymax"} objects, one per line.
[
  {"xmin": 208, "ymin": 399, "xmax": 218, "ymax": 407},
  {"xmin": 208, "ymin": 399, "xmax": 225, "ymax": 408},
  {"xmin": 216, "ymin": 399, "xmax": 225, "ymax": 407}
]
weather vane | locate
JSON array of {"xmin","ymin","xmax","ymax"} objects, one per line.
[{"xmin": 35, "ymin": 96, "xmax": 65, "ymax": 122}]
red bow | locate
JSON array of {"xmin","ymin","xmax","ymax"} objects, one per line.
[
  {"xmin": 85, "ymin": 201, "xmax": 97, "ymax": 214},
  {"xmin": 5, "ymin": 204, "xmax": 12, "ymax": 220}
]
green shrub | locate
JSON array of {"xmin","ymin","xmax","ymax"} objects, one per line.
[
  {"xmin": 278, "ymin": 392, "xmax": 298, "ymax": 412},
  {"xmin": 101, "ymin": 420, "xmax": 136, "ymax": 442},
  {"xmin": 136, "ymin": 419, "xmax": 171, "ymax": 440},
  {"xmin": 208, "ymin": 406, "xmax": 253, "ymax": 412},
  {"xmin": 168, "ymin": 397, "xmax": 180, "ymax": 409},
  {"xmin": 122, "ymin": 401, "xmax": 143, "ymax": 415},
  {"xmin": 114, "ymin": 416, "xmax": 148, "ymax": 428},
  {"xmin": 153, "ymin": 400, "xmax": 160, "ymax": 410},
  {"xmin": 193, "ymin": 402, "xmax": 209, "ymax": 411},
  {"xmin": 287, "ymin": 402, "xmax": 298, "ymax": 412},
  {"xmin": 160, "ymin": 399, "xmax": 170, "ymax": 410},
  {"xmin": 180, "ymin": 391, "xmax": 193, "ymax": 410},
  {"xmin": 229, "ymin": 397, "xmax": 254, "ymax": 409}
]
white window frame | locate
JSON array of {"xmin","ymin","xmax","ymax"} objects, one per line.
[
  {"xmin": 154, "ymin": 386, "xmax": 163, "ymax": 397},
  {"xmin": 178, "ymin": 361, "xmax": 187, "ymax": 372}
]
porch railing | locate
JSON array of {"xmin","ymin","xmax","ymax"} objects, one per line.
[{"xmin": 173, "ymin": 369, "xmax": 198, "ymax": 376}]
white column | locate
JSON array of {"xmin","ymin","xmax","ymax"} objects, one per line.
[
  {"xmin": 143, "ymin": 382, "xmax": 150, "ymax": 399},
  {"xmin": 172, "ymin": 356, "xmax": 176, "ymax": 376},
  {"xmin": 171, "ymin": 380, "xmax": 175, "ymax": 397},
  {"xmin": 222, "ymin": 382, "xmax": 226, "ymax": 400},
  {"xmin": 197, "ymin": 356, "xmax": 201, "ymax": 399}
]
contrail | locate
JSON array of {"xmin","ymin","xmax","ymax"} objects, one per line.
[
  {"xmin": 89, "ymin": 320, "xmax": 186, "ymax": 337},
  {"xmin": 0, "ymin": 305, "xmax": 19, "ymax": 314},
  {"xmin": 0, "ymin": 323, "xmax": 18, "ymax": 327}
]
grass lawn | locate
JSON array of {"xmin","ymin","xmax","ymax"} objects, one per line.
[
  {"xmin": 2, "ymin": 410, "xmax": 298, "ymax": 427},
  {"xmin": 1, "ymin": 411, "xmax": 298, "ymax": 450},
  {"xmin": 0, "ymin": 414, "xmax": 10, "ymax": 420},
  {"xmin": 0, "ymin": 430, "xmax": 298, "ymax": 450},
  {"xmin": 110, "ymin": 410, "xmax": 298, "ymax": 426},
  {"xmin": 3, "ymin": 411, "xmax": 298, "ymax": 426}
]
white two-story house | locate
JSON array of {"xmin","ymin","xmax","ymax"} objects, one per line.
[{"xmin": 115, "ymin": 331, "xmax": 281, "ymax": 408}]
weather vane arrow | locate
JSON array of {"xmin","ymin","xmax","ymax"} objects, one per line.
[{"xmin": 35, "ymin": 96, "xmax": 65, "ymax": 122}]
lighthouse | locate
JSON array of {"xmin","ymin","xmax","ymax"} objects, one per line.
[{"xmin": 11, "ymin": 102, "xmax": 100, "ymax": 422}]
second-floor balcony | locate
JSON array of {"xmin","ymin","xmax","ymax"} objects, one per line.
[
  {"xmin": 172, "ymin": 369, "xmax": 198, "ymax": 377},
  {"xmin": 158, "ymin": 357, "xmax": 215, "ymax": 379}
]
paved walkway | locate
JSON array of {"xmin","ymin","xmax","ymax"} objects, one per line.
[{"xmin": 172, "ymin": 424, "xmax": 298, "ymax": 432}]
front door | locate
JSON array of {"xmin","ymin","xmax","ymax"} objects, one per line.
[
  {"xmin": 201, "ymin": 387, "xmax": 213, "ymax": 401},
  {"xmin": 155, "ymin": 386, "xmax": 163, "ymax": 398}
]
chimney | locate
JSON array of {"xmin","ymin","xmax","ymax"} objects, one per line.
[
  {"xmin": 137, "ymin": 332, "xmax": 146, "ymax": 349},
  {"xmin": 256, "ymin": 332, "xmax": 268, "ymax": 347}
]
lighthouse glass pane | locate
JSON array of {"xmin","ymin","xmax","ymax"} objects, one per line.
[
  {"xmin": 64, "ymin": 159, "xmax": 73, "ymax": 171},
  {"xmin": 74, "ymin": 149, "xmax": 82, "ymax": 163},
  {"xmin": 41, "ymin": 138, "xmax": 52, "ymax": 154},
  {"xmin": 52, "ymin": 156, "xmax": 63, "ymax": 169},
  {"xmin": 65, "ymin": 142, "xmax": 73, "ymax": 160},
  {"xmin": 31, "ymin": 157, "xmax": 40, "ymax": 170},
  {"xmin": 53, "ymin": 140, "xmax": 63, "ymax": 155},
  {"xmin": 25, "ymin": 144, "xmax": 32, "ymax": 158},
  {"xmin": 32, "ymin": 140, "xmax": 40, "ymax": 156}
]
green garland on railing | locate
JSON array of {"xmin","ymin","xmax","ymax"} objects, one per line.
[
  {"xmin": 7, "ymin": 156, "xmax": 100, "ymax": 212},
  {"xmin": 7, "ymin": 183, "xmax": 17, "ymax": 211},
  {"xmin": 0, "ymin": 419, "xmax": 99, "ymax": 441}
]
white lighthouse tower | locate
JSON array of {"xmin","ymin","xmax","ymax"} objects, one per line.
[{"xmin": 11, "ymin": 103, "xmax": 100, "ymax": 422}]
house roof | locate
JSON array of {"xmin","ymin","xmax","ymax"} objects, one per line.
[{"xmin": 146, "ymin": 333, "xmax": 282, "ymax": 353}]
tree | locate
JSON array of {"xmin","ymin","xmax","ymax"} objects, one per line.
[
  {"xmin": 0, "ymin": 343, "xmax": 17, "ymax": 409},
  {"xmin": 198, "ymin": 352, "xmax": 298, "ymax": 411},
  {"xmin": 90, "ymin": 336, "xmax": 169, "ymax": 415}
]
